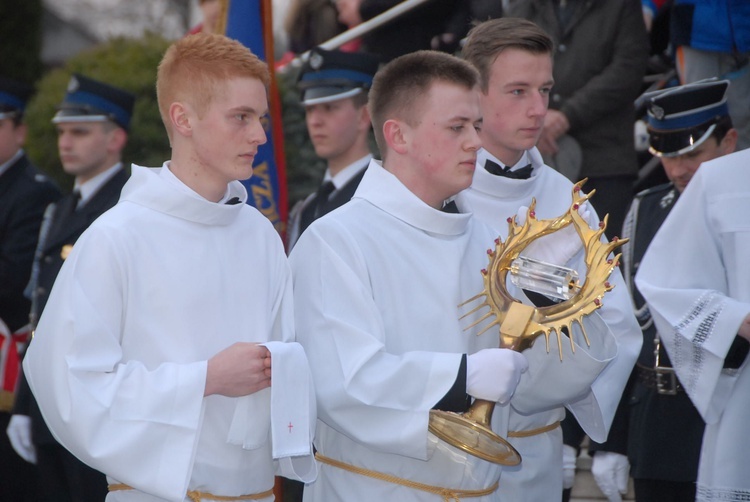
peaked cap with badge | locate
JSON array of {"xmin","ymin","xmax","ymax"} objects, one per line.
[
  {"xmin": 0, "ymin": 77, "xmax": 34, "ymax": 120},
  {"xmin": 297, "ymin": 47, "xmax": 380, "ymax": 106},
  {"xmin": 645, "ymin": 79, "xmax": 731, "ymax": 158},
  {"xmin": 52, "ymin": 73, "xmax": 135, "ymax": 131}
]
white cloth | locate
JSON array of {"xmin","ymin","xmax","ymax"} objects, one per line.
[
  {"xmin": 23, "ymin": 164, "xmax": 315, "ymax": 502},
  {"xmin": 454, "ymin": 147, "xmax": 641, "ymax": 500},
  {"xmin": 635, "ymin": 149, "xmax": 750, "ymax": 500},
  {"xmin": 291, "ymin": 160, "xmax": 517, "ymax": 501}
]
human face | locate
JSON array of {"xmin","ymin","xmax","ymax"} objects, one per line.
[
  {"xmin": 402, "ymin": 81, "xmax": 482, "ymax": 208},
  {"xmin": 0, "ymin": 117, "xmax": 25, "ymax": 166},
  {"xmin": 660, "ymin": 132, "xmax": 736, "ymax": 192},
  {"xmin": 479, "ymin": 48, "xmax": 553, "ymax": 166},
  {"xmin": 305, "ymin": 97, "xmax": 368, "ymax": 172},
  {"xmin": 188, "ymin": 76, "xmax": 268, "ymax": 189},
  {"xmin": 57, "ymin": 122, "xmax": 119, "ymax": 183}
]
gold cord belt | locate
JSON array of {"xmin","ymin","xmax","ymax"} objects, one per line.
[
  {"xmin": 507, "ymin": 420, "xmax": 561, "ymax": 438},
  {"xmin": 108, "ymin": 483, "xmax": 273, "ymax": 501},
  {"xmin": 0, "ymin": 389, "xmax": 15, "ymax": 412},
  {"xmin": 315, "ymin": 453, "xmax": 498, "ymax": 501}
]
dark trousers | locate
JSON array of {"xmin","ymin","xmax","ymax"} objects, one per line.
[
  {"xmin": 634, "ymin": 478, "xmax": 696, "ymax": 502},
  {"xmin": 36, "ymin": 442, "xmax": 108, "ymax": 502},
  {"xmin": 562, "ymin": 487, "xmax": 572, "ymax": 502},
  {"xmin": 282, "ymin": 477, "xmax": 304, "ymax": 502},
  {"xmin": 0, "ymin": 411, "xmax": 39, "ymax": 501}
]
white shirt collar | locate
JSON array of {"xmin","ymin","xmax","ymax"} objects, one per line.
[
  {"xmin": 353, "ymin": 159, "xmax": 472, "ymax": 236},
  {"xmin": 324, "ymin": 154, "xmax": 372, "ymax": 190},
  {"xmin": 477, "ymin": 148, "xmax": 531, "ymax": 172},
  {"xmin": 158, "ymin": 161, "xmax": 245, "ymax": 205},
  {"xmin": 75, "ymin": 162, "xmax": 122, "ymax": 206},
  {"xmin": 0, "ymin": 149, "xmax": 24, "ymax": 178}
]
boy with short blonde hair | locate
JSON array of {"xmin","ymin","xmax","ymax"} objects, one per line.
[{"xmin": 24, "ymin": 33, "xmax": 316, "ymax": 502}]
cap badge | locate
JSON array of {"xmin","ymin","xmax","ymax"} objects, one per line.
[
  {"xmin": 310, "ymin": 52, "xmax": 324, "ymax": 70},
  {"xmin": 67, "ymin": 76, "xmax": 79, "ymax": 93},
  {"xmin": 651, "ymin": 104, "xmax": 665, "ymax": 120}
]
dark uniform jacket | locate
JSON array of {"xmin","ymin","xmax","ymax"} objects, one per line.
[
  {"xmin": 506, "ymin": 0, "xmax": 649, "ymax": 178},
  {"xmin": 606, "ymin": 183, "xmax": 705, "ymax": 482},
  {"xmin": 13, "ymin": 167, "xmax": 129, "ymax": 444},
  {"xmin": 286, "ymin": 165, "xmax": 367, "ymax": 251},
  {"xmin": 0, "ymin": 154, "xmax": 60, "ymax": 333}
]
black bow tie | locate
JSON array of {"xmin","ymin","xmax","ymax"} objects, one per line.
[
  {"xmin": 225, "ymin": 196, "xmax": 242, "ymax": 205},
  {"xmin": 484, "ymin": 159, "xmax": 533, "ymax": 180}
]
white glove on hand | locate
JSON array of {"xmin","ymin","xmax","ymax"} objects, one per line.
[
  {"xmin": 516, "ymin": 204, "xmax": 591, "ymax": 266},
  {"xmin": 562, "ymin": 444, "xmax": 577, "ymax": 489},
  {"xmin": 467, "ymin": 348, "xmax": 529, "ymax": 404},
  {"xmin": 7, "ymin": 415, "xmax": 36, "ymax": 464},
  {"xmin": 591, "ymin": 451, "xmax": 629, "ymax": 502}
]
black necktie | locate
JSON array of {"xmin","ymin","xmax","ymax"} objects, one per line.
[
  {"xmin": 484, "ymin": 159, "xmax": 533, "ymax": 180},
  {"xmin": 52, "ymin": 190, "xmax": 81, "ymax": 230},
  {"xmin": 299, "ymin": 181, "xmax": 337, "ymax": 235},
  {"xmin": 313, "ymin": 181, "xmax": 336, "ymax": 219}
]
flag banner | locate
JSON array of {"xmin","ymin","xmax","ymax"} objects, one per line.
[{"xmin": 223, "ymin": 0, "xmax": 288, "ymax": 236}]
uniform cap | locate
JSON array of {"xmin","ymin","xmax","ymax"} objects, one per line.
[
  {"xmin": 297, "ymin": 47, "xmax": 380, "ymax": 106},
  {"xmin": 646, "ymin": 79, "xmax": 730, "ymax": 157},
  {"xmin": 0, "ymin": 77, "xmax": 34, "ymax": 120},
  {"xmin": 52, "ymin": 73, "xmax": 135, "ymax": 131}
]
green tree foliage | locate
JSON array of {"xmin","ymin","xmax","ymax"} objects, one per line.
[
  {"xmin": 0, "ymin": 0, "xmax": 43, "ymax": 83},
  {"xmin": 24, "ymin": 33, "xmax": 172, "ymax": 192}
]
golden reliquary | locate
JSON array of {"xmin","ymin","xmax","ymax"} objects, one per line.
[{"xmin": 428, "ymin": 179, "xmax": 627, "ymax": 465}]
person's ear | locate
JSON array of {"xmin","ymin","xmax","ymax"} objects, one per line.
[
  {"xmin": 107, "ymin": 127, "xmax": 127, "ymax": 153},
  {"xmin": 358, "ymin": 104, "xmax": 371, "ymax": 132},
  {"xmin": 719, "ymin": 128, "xmax": 738, "ymax": 155},
  {"xmin": 383, "ymin": 118, "xmax": 408, "ymax": 155},
  {"xmin": 170, "ymin": 102, "xmax": 192, "ymax": 137}
]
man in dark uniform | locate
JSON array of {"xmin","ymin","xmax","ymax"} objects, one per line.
[
  {"xmin": 0, "ymin": 76, "xmax": 61, "ymax": 502},
  {"xmin": 589, "ymin": 79, "xmax": 738, "ymax": 502},
  {"xmin": 8, "ymin": 73, "xmax": 133, "ymax": 502},
  {"xmin": 286, "ymin": 47, "xmax": 379, "ymax": 251}
]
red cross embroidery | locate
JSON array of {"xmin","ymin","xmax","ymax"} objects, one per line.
[{"xmin": 288, "ymin": 422, "xmax": 294, "ymax": 433}]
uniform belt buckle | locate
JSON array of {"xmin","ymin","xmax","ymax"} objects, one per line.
[{"xmin": 654, "ymin": 366, "xmax": 678, "ymax": 395}]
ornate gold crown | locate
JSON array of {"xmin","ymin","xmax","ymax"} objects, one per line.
[{"xmin": 461, "ymin": 179, "xmax": 627, "ymax": 360}]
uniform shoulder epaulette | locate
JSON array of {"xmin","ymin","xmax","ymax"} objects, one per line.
[{"xmin": 634, "ymin": 182, "xmax": 673, "ymax": 200}]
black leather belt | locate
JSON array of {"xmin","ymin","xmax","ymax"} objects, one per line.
[{"xmin": 635, "ymin": 363, "xmax": 684, "ymax": 395}]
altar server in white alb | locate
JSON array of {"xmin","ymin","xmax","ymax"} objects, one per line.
[
  {"xmin": 290, "ymin": 50, "xmax": 530, "ymax": 501},
  {"xmin": 636, "ymin": 147, "xmax": 750, "ymax": 501},
  {"xmin": 456, "ymin": 18, "xmax": 641, "ymax": 501},
  {"xmin": 22, "ymin": 33, "xmax": 316, "ymax": 502}
]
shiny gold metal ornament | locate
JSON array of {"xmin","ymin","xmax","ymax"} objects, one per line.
[
  {"xmin": 61, "ymin": 244, "xmax": 74, "ymax": 260},
  {"xmin": 428, "ymin": 179, "xmax": 628, "ymax": 465}
]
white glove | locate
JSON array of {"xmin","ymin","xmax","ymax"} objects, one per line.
[
  {"xmin": 591, "ymin": 451, "xmax": 629, "ymax": 502},
  {"xmin": 562, "ymin": 444, "xmax": 577, "ymax": 489},
  {"xmin": 7, "ymin": 415, "xmax": 36, "ymax": 464},
  {"xmin": 467, "ymin": 348, "xmax": 529, "ymax": 404},
  {"xmin": 516, "ymin": 203, "xmax": 591, "ymax": 266}
]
